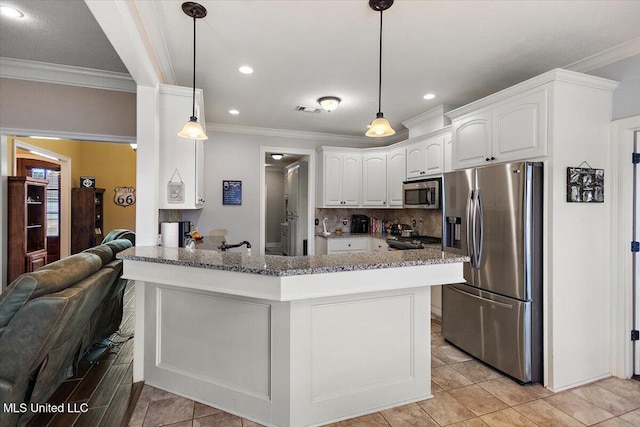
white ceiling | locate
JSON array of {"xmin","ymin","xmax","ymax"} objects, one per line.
[{"xmin": 2, "ymin": 0, "xmax": 640, "ymax": 139}]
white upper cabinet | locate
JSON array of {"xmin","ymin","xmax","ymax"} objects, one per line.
[
  {"xmin": 318, "ymin": 150, "xmax": 361, "ymax": 207},
  {"xmin": 405, "ymin": 134, "xmax": 445, "ymax": 179},
  {"xmin": 362, "ymin": 152, "xmax": 387, "ymax": 206},
  {"xmin": 158, "ymin": 85, "xmax": 206, "ymax": 209},
  {"xmin": 451, "ymin": 86, "xmax": 548, "ymax": 169},
  {"xmin": 387, "ymin": 147, "xmax": 406, "ymax": 207},
  {"xmin": 443, "ymin": 132, "xmax": 454, "ymax": 173}
]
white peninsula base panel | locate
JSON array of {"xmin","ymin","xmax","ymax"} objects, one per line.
[
  {"xmin": 142, "ymin": 282, "xmax": 430, "ymax": 427},
  {"xmin": 121, "ymin": 246, "xmax": 466, "ymax": 427}
]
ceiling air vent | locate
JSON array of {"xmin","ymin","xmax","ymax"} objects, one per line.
[{"xmin": 295, "ymin": 106, "xmax": 322, "ymax": 113}]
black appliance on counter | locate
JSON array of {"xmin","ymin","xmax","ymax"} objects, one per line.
[
  {"xmin": 178, "ymin": 221, "xmax": 192, "ymax": 247},
  {"xmin": 350, "ymin": 214, "xmax": 369, "ymax": 234},
  {"xmin": 386, "ymin": 235, "xmax": 441, "ymax": 250}
]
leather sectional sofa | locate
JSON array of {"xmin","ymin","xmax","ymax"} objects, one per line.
[{"xmin": 0, "ymin": 237, "xmax": 133, "ymax": 427}]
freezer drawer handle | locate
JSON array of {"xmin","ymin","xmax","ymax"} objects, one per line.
[{"xmin": 448, "ymin": 286, "xmax": 514, "ymax": 310}]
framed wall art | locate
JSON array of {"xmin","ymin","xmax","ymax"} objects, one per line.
[
  {"xmin": 222, "ymin": 180, "xmax": 242, "ymax": 205},
  {"xmin": 567, "ymin": 162, "xmax": 604, "ymax": 203}
]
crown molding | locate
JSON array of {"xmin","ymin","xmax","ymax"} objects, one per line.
[
  {"xmin": 402, "ymin": 104, "xmax": 453, "ymax": 129},
  {"xmin": 207, "ymin": 122, "xmax": 407, "ymax": 145},
  {"xmin": 0, "ymin": 57, "xmax": 136, "ymax": 92},
  {"xmin": 565, "ymin": 38, "xmax": 640, "ymax": 73},
  {"xmin": 0, "ymin": 127, "xmax": 136, "ymax": 144}
]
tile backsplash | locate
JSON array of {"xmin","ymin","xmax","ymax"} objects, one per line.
[{"xmin": 315, "ymin": 208, "xmax": 442, "ymax": 237}]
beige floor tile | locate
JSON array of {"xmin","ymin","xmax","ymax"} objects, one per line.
[
  {"xmin": 137, "ymin": 385, "xmax": 180, "ymax": 406},
  {"xmin": 545, "ymin": 391, "xmax": 615, "ymax": 425},
  {"xmin": 512, "ymin": 399, "xmax": 584, "ymax": 426},
  {"xmin": 432, "ymin": 344, "xmax": 474, "ymax": 365},
  {"xmin": 620, "ymin": 408, "xmax": 640, "ymax": 425},
  {"xmin": 142, "ymin": 395, "xmax": 195, "ymax": 427},
  {"xmin": 194, "ymin": 402, "xmax": 223, "ymax": 418},
  {"xmin": 449, "ymin": 419, "xmax": 490, "ymax": 426},
  {"xmin": 164, "ymin": 421, "xmax": 193, "ymax": 427},
  {"xmin": 339, "ymin": 412, "xmax": 390, "ymax": 426},
  {"xmin": 448, "ymin": 384, "xmax": 508, "ymax": 416},
  {"xmin": 480, "ymin": 408, "xmax": 539, "ymax": 427},
  {"xmin": 432, "ymin": 365, "xmax": 474, "ymax": 390},
  {"xmin": 450, "ymin": 360, "xmax": 503, "ymax": 384},
  {"xmin": 193, "ymin": 412, "xmax": 242, "ymax": 427},
  {"xmin": 417, "ymin": 392, "xmax": 476, "ymax": 425},
  {"xmin": 129, "ymin": 402, "xmax": 148, "ymax": 427},
  {"xmin": 477, "ymin": 378, "xmax": 541, "ymax": 406},
  {"xmin": 571, "ymin": 384, "xmax": 640, "ymax": 416},
  {"xmin": 385, "ymin": 415, "xmax": 439, "ymax": 427},
  {"xmin": 241, "ymin": 420, "xmax": 266, "ymax": 427},
  {"xmin": 432, "ymin": 355, "xmax": 446, "ymax": 368},
  {"xmin": 432, "ymin": 381, "xmax": 444, "ymax": 394},
  {"xmin": 597, "ymin": 378, "xmax": 640, "ymax": 405},
  {"xmin": 592, "ymin": 418, "xmax": 636, "ymax": 427},
  {"xmin": 380, "ymin": 403, "xmax": 427, "ymax": 423}
]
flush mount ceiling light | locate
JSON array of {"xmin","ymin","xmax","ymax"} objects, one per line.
[
  {"xmin": 317, "ymin": 96, "xmax": 341, "ymax": 112},
  {"xmin": 177, "ymin": 2, "xmax": 208, "ymax": 141},
  {"xmin": 0, "ymin": 6, "xmax": 24, "ymax": 18},
  {"xmin": 271, "ymin": 154, "xmax": 284, "ymax": 160},
  {"xmin": 365, "ymin": 0, "xmax": 395, "ymax": 138},
  {"xmin": 238, "ymin": 65, "xmax": 254, "ymax": 74}
]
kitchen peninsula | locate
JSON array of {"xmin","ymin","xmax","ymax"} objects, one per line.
[{"xmin": 118, "ymin": 246, "xmax": 466, "ymax": 427}]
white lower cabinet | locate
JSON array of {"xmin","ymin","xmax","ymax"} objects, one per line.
[
  {"xmin": 316, "ymin": 237, "xmax": 388, "ymax": 255},
  {"xmin": 370, "ymin": 238, "xmax": 389, "ymax": 252}
]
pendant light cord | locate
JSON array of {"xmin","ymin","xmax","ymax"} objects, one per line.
[
  {"xmin": 191, "ymin": 14, "xmax": 196, "ymax": 118},
  {"xmin": 377, "ymin": 9, "xmax": 383, "ymax": 114}
]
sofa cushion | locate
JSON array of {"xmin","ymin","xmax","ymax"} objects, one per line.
[
  {"xmin": 104, "ymin": 239, "xmax": 133, "ymax": 255},
  {"xmin": 0, "ymin": 253, "xmax": 102, "ymax": 338},
  {"xmin": 83, "ymin": 245, "xmax": 114, "ymax": 266}
]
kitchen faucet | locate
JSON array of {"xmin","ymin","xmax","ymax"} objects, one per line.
[{"xmin": 217, "ymin": 240, "xmax": 252, "ymax": 251}]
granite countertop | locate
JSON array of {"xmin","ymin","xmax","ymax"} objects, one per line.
[
  {"xmin": 316, "ymin": 232, "xmax": 388, "ymax": 239},
  {"xmin": 117, "ymin": 245, "xmax": 468, "ymax": 277}
]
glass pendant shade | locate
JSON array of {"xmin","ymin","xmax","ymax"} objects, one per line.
[
  {"xmin": 365, "ymin": 114, "xmax": 395, "ymax": 137},
  {"xmin": 318, "ymin": 96, "xmax": 341, "ymax": 112},
  {"xmin": 178, "ymin": 116, "xmax": 208, "ymax": 140}
]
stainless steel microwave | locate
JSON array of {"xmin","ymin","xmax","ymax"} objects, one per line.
[{"xmin": 403, "ymin": 179, "xmax": 440, "ymax": 209}]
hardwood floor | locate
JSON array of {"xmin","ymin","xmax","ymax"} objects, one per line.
[{"xmin": 26, "ymin": 283, "xmax": 138, "ymax": 427}]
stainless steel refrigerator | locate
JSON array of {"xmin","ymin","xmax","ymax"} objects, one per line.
[{"xmin": 442, "ymin": 161, "xmax": 543, "ymax": 384}]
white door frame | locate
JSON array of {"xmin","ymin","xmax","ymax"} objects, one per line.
[
  {"xmin": 611, "ymin": 115, "xmax": 640, "ymax": 379},
  {"xmin": 259, "ymin": 146, "xmax": 316, "ymax": 256}
]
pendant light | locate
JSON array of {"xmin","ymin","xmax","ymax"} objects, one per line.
[
  {"xmin": 178, "ymin": 2, "xmax": 208, "ymax": 140},
  {"xmin": 365, "ymin": 0, "xmax": 395, "ymax": 138}
]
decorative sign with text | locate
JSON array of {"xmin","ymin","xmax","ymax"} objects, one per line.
[
  {"xmin": 114, "ymin": 186, "xmax": 136, "ymax": 207},
  {"xmin": 222, "ymin": 180, "xmax": 242, "ymax": 205}
]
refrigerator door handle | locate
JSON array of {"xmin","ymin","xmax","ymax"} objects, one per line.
[
  {"xmin": 476, "ymin": 190, "xmax": 484, "ymax": 266},
  {"xmin": 448, "ymin": 286, "xmax": 514, "ymax": 310},
  {"xmin": 466, "ymin": 190, "xmax": 475, "ymax": 268}
]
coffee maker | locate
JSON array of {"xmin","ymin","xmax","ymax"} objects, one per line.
[
  {"xmin": 178, "ymin": 221, "xmax": 192, "ymax": 247},
  {"xmin": 350, "ymin": 214, "xmax": 370, "ymax": 234}
]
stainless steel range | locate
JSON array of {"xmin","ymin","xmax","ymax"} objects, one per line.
[{"xmin": 386, "ymin": 235, "xmax": 441, "ymax": 250}]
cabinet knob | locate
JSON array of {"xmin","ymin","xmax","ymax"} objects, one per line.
[
  {"xmin": 491, "ymin": 156, "xmax": 496, "ymax": 161},
  {"xmin": 348, "ymin": 244, "xmax": 351, "ymax": 247},
  {"xmin": 383, "ymin": 201, "xmax": 386, "ymax": 204},
  {"xmin": 486, "ymin": 157, "xmax": 490, "ymax": 161}
]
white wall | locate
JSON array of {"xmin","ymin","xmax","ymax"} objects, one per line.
[
  {"xmin": 266, "ymin": 168, "xmax": 285, "ymax": 245},
  {"xmin": 183, "ymin": 131, "xmax": 364, "ymax": 250}
]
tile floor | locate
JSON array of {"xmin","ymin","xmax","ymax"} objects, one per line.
[{"xmin": 129, "ymin": 321, "xmax": 640, "ymax": 427}]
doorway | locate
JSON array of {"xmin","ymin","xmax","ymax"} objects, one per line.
[{"xmin": 259, "ymin": 147, "xmax": 316, "ymax": 256}]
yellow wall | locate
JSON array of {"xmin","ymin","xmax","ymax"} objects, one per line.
[{"xmin": 10, "ymin": 137, "xmax": 136, "ymax": 234}]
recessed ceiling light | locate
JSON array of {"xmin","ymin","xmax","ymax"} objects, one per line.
[
  {"xmin": 238, "ymin": 66, "xmax": 253, "ymax": 74},
  {"xmin": 271, "ymin": 154, "xmax": 283, "ymax": 160},
  {"xmin": 0, "ymin": 6, "xmax": 24, "ymax": 18},
  {"xmin": 229, "ymin": 109, "xmax": 239, "ymax": 115},
  {"xmin": 423, "ymin": 93, "xmax": 436, "ymax": 100}
]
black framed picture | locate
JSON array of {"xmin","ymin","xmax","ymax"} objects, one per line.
[
  {"xmin": 222, "ymin": 180, "xmax": 242, "ymax": 205},
  {"xmin": 80, "ymin": 176, "xmax": 95, "ymax": 188},
  {"xmin": 567, "ymin": 167, "xmax": 604, "ymax": 203}
]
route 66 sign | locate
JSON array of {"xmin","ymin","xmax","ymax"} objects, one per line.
[{"xmin": 114, "ymin": 186, "xmax": 135, "ymax": 207}]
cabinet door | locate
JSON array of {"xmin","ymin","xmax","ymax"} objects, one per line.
[
  {"xmin": 387, "ymin": 147, "xmax": 406, "ymax": 207},
  {"xmin": 406, "ymin": 142, "xmax": 426, "ymax": 179},
  {"xmin": 323, "ymin": 153, "xmax": 344, "ymax": 206},
  {"xmin": 26, "ymin": 250, "xmax": 47, "ymax": 272},
  {"xmin": 362, "ymin": 153, "xmax": 387, "ymax": 206},
  {"xmin": 424, "ymin": 136, "xmax": 444, "ymax": 176},
  {"xmin": 195, "ymin": 139, "xmax": 205, "ymax": 206},
  {"xmin": 493, "ymin": 87, "xmax": 548, "ymax": 163},
  {"xmin": 327, "ymin": 238, "xmax": 369, "ymax": 254},
  {"xmin": 342, "ymin": 153, "xmax": 361, "ymax": 206},
  {"xmin": 443, "ymin": 132, "xmax": 453, "ymax": 173},
  {"xmin": 370, "ymin": 238, "xmax": 388, "ymax": 252},
  {"xmin": 452, "ymin": 110, "xmax": 492, "ymax": 170}
]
